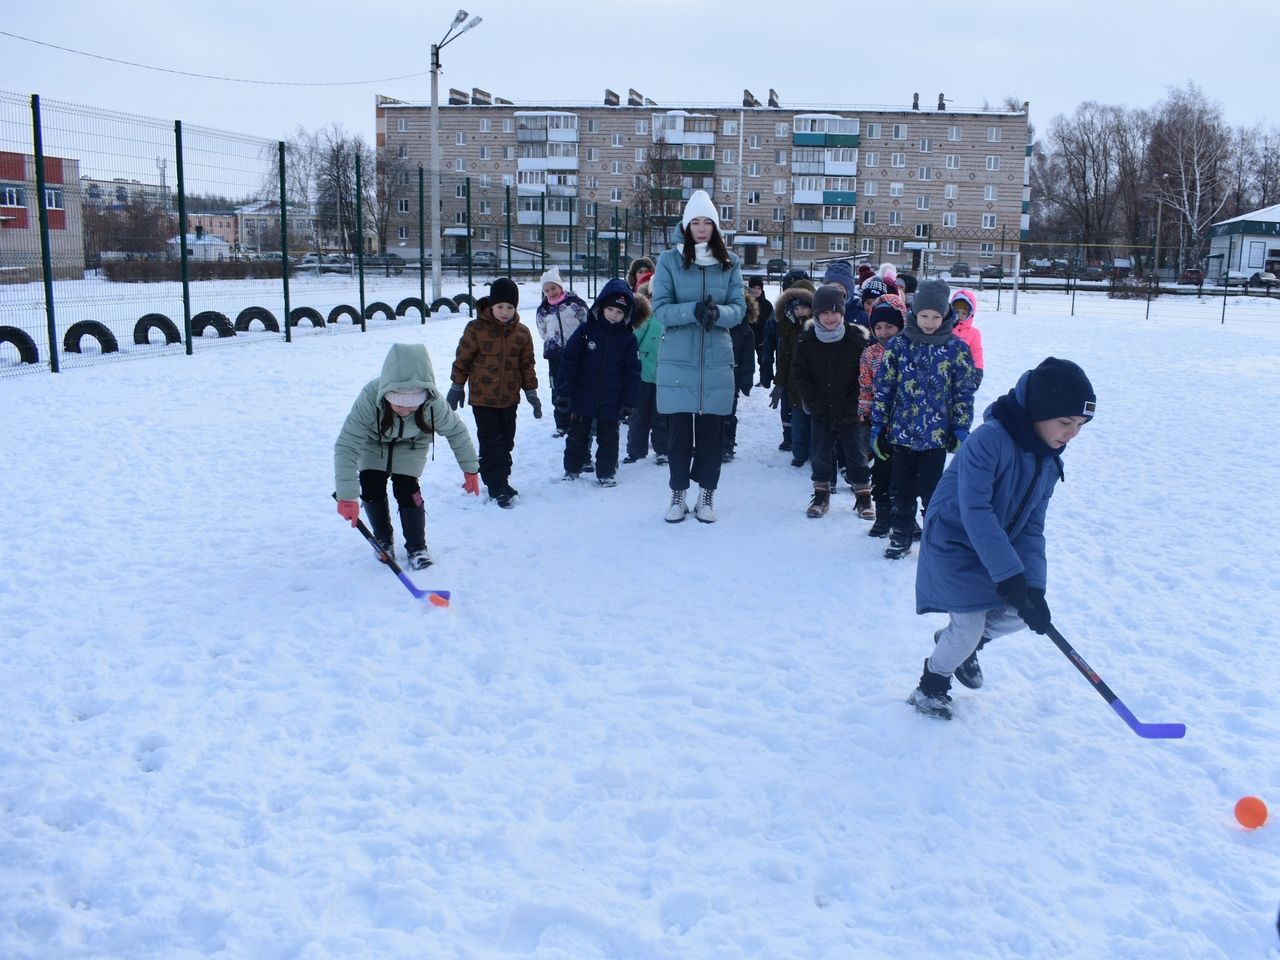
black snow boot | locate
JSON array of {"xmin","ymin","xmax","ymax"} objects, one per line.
[
  {"xmin": 868, "ymin": 501, "xmax": 892, "ymax": 538},
  {"xmin": 952, "ymin": 636, "xmax": 990, "ymax": 689},
  {"xmin": 884, "ymin": 527, "xmax": 913, "ymax": 559},
  {"xmin": 399, "ymin": 502, "xmax": 428, "ymax": 569},
  {"xmin": 908, "ymin": 659, "xmax": 954, "ymax": 720},
  {"xmin": 362, "ymin": 496, "xmax": 395, "ymax": 562}
]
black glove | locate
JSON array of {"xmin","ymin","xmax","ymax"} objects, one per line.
[
  {"xmin": 739, "ymin": 383, "xmax": 752, "ymax": 398},
  {"xmin": 524, "ymin": 388, "xmax": 543, "ymax": 419},
  {"xmin": 554, "ymin": 395, "xmax": 571, "ymax": 413},
  {"xmin": 995, "ymin": 573, "xmax": 1029, "ymax": 612},
  {"xmin": 619, "ymin": 406, "xmax": 634, "ymax": 423},
  {"xmin": 695, "ymin": 296, "xmax": 719, "ymax": 331},
  {"xmin": 1025, "ymin": 587, "xmax": 1052, "ymax": 635},
  {"xmin": 446, "ymin": 384, "xmax": 465, "ymax": 410}
]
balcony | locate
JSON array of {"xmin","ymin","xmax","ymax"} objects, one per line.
[
  {"xmin": 826, "ymin": 134, "xmax": 860, "ymax": 148},
  {"xmin": 823, "ymin": 190, "xmax": 857, "ymax": 205},
  {"xmin": 517, "ymin": 210, "xmax": 578, "ymax": 227},
  {"xmin": 680, "ymin": 159, "xmax": 714, "ymax": 174},
  {"xmin": 516, "ymin": 127, "xmax": 547, "ymax": 142},
  {"xmin": 824, "ymin": 160, "xmax": 858, "ymax": 176},
  {"xmin": 516, "ymin": 157, "xmax": 548, "ymax": 171},
  {"xmin": 792, "ymin": 189, "xmax": 822, "ymax": 205},
  {"xmin": 547, "ymin": 127, "xmax": 579, "ymax": 143},
  {"xmin": 546, "ymin": 155, "xmax": 579, "ymax": 171},
  {"xmin": 792, "ymin": 132, "xmax": 825, "ymax": 147},
  {"xmin": 792, "ymin": 219, "xmax": 822, "ymax": 233}
]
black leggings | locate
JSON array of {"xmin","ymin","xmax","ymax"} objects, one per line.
[{"xmin": 359, "ymin": 470, "xmax": 423, "ymax": 508}]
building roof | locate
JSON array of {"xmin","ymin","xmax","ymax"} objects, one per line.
[
  {"xmin": 169, "ymin": 234, "xmax": 231, "ymax": 245},
  {"xmin": 1212, "ymin": 203, "xmax": 1280, "ymax": 227}
]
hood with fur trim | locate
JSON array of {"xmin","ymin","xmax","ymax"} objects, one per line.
[
  {"xmin": 774, "ymin": 285, "xmax": 814, "ymax": 326},
  {"xmin": 627, "ymin": 256, "xmax": 655, "ymax": 291}
]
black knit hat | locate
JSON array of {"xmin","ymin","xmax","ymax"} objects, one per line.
[
  {"xmin": 489, "ymin": 277, "xmax": 519, "ymax": 308},
  {"xmin": 1026, "ymin": 358, "xmax": 1096, "ymax": 422},
  {"xmin": 812, "ymin": 284, "xmax": 846, "ymax": 317},
  {"xmin": 869, "ymin": 301, "xmax": 905, "ymax": 331}
]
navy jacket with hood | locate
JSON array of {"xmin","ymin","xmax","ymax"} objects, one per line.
[{"xmin": 555, "ymin": 278, "xmax": 642, "ymax": 421}]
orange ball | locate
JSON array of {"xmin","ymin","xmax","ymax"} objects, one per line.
[{"xmin": 1235, "ymin": 796, "xmax": 1268, "ymax": 829}]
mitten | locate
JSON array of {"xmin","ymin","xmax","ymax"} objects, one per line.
[
  {"xmin": 446, "ymin": 384, "xmax": 465, "ymax": 410},
  {"xmin": 524, "ymin": 388, "xmax": 543, "ymax": 419},
  {"xmin": 336, "ymin": 499, "xmax": 361, "ymax": 527},
  {"xmin": 769, "ymin": 382, "xmax": 785, "ymax": 409},
  {"xmin": 701, "ymin": 297, "xmax": 719, "ymax": 331},
  {"xmin": 462, "ymin": 472, "xmax": 480, "ymax": 496},
  {"xmin": 1025, "ymin": 587, "xmax": 1052, "ymax": 635},
  {"xmin": 996, "ymin": 573, "xmax": 1031, "ymax": 618}
]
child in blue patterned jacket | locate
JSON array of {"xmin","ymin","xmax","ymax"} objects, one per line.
[{"xmin": 871, "ymin": 278, "xmax": 977, "ymax": 560}]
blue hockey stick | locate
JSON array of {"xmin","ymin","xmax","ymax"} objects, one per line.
[{"xmin": 334, "ymin": 495, "xmax": 450, "ymax": 606}]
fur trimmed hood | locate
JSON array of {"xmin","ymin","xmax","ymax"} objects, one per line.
[
  {"xmin": 627, "ymin": 256, "xmax": 656, "ymax": 291},
  {"xmin": 774, "ymin": 285, "xmax": 814, "ymax": 325}
]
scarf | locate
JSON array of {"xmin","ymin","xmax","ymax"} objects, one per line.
[
  {"xmin": 546, "ymin": 291, "xmax": 566, "ymax": 307},
  {"xmin": 814, "ymin": 322, "xmax": 846, "ymax": 343},
  {"xmin": 902, "ymin": 310, "xmax": 956, "ymax": 346},
  {"xmin": 990, "ymin": 390, "xmax": 1065, "ymax": 480},
  {"xmin": 693, "ymin": 242, "xmax": 719, "ymax": 267}
]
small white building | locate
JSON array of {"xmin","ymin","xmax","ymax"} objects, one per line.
[
  {"xmin": 1206, "ymin": 204, "xmax": 1280, "ymax": 279},
  {"xmin": 167, "ymin": 234, "xmax": 231, "ymax": 262}
]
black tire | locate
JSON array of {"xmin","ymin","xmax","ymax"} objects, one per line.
[
  {"xmin": 192, "ymin": 310, "xmax": 235, "ymax": 338},
  {"xmin": 453, "ymin": 293, "xmax": 476, "ymax": 311},
  {"xmin": 234, "ymin": 306, "xmax": 280, "ymax": 333},
  {"xmin": 133, "ymin": 312, "xmax": 181, "ymax": 345},
  {"xmin": 62, "ymin": 320, "xmax": 120, "ymax": 355},
  {"xmin": 287, "ymin": 306, "xmax": 325, "ymax": 328},
  {"xmin": 327, "ymin": 304, "xmax": 362, "ymax": 326},
  {"xmin": 0, "ymin": 325, "xmax": 39, "ymax": 365},
  {"xmin": 429, "ymin": 297, "xmax": 458, "ymax": 316},
  {"xmin": 395, "ymin": 296, "xmax": 427, "ymax": 319},
  {"xmin": 364, "ymin": 301, "xmax": 395, "ymax": 322}
]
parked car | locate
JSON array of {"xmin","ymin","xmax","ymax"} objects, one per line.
[
  {"xmin": 979, "ymin": 264, "xmax": 1004, "ymax": 279},
  {"xmin": 1213, "ymin": 270, "xmax": 1277, "ymax": 287},
  {"xmin": 1251, "ymin": 271, "xmax": 1278, "ymax": 286},
  {"xmin": 300, "ymin": 253, "xmax": 352, "ymax": 275},
  {"xmin": 470, "ymin": 251, "xmax": 499, "ymax": 270},
  {"xmin": 1177, "ymin": 268, "xmax": 1204, "ymax": 285},
  {"xmin": 766, "ymin": 258, "xmax": 788, "ymax": 280},
  {"xmin": 1080, "ymin": 266, "xmax": 1107, "ymax": 282},
  {"xmin": 949, "ymin": 261, "xmax": 971, "ymax": 277},
  {"xmin": 1109, "ymin": 258, "xmax": 1133, "ymax": 279},
  {"xmin": 363, "ymin": 253, "xmax": 405, "ymax": 276}
]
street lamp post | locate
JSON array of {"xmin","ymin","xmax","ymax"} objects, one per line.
[
  {"xmin": 430, "ymin": 10, "xmax": 483, "ymax": 303},
  {"xmin": 1152, "ymin": 172, "xmax": 1168, "ymax": 281}
]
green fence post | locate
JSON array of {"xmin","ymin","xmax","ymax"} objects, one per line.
[
  {"xmin": 418, "ymin": 165, "xmax": 426, "ymax": 322},
  {"xmin": 504, "ymin": 183, "xmax": 512, "ymax": 276},
  {"xmin": 278, "ymin": 141, "xmax": 292, "ymax": 344},
  {"xmin": 174, "ymin": 119, "xmax": 193, "ymax": 354},
  {"xmin": 1222, "ymin": 234, "xmax": 1232, "ymax": 325},
  {"xmin": 29, "ymin": 95, "xmax": 60, "ymax": 372},
  {"xmin": 623, "ymin": 209, "xmax": 630, "ymax": 276},
  {"xmin": 465, "ymin": 177, "xmax": 474, "ymax": 315},
  {"xmin": 355, "ymin": 153, "xmax": 366, "ymax": 332}
]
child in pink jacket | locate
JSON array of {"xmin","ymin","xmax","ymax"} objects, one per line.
[{"xmin": 950, "ymin": 289, "xmax": 985, "ymax": 388}]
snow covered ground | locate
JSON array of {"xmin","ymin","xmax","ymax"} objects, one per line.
[{"xmin": 2, "ymin": 284, "xmax": 1278, "ymax": 959}]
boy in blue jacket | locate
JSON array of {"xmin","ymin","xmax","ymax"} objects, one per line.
[
  {"xmin": 908, "ymin": 358, "xmax": 1096, "ymax": 720},
  {"xmin": 555, "ymin": 278, "xmax": 642, "ymax": 487}
]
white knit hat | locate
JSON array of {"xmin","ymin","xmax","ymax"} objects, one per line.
[
  {"xmin": 540, "ymin": 266, "xmax": 564, "ymax": 287},
  {"xmin": 385, "ymin": 388, "xmax": 427, "ymax": 408},
  {"xmin": 681, "ymin": 190, "xmax": 720, "ymax": 230}
]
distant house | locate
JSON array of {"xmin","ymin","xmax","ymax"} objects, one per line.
[
  {"xmin": 1207, "ymin": 204, "xmax": 1280, "ymax": 279},
  {"xmin": 167, "ymin": 233, "xmax": 231, "ymax": 262},
  {"xmin": 0, "ymin": 150, "xmax": 85, "ymax": 282}
]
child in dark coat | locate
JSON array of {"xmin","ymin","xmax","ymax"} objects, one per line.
[
  {"xmin": 791, "ymin": 284, "xmax": 872, "ymax": 517},
  {"xmin": 555, "ymin": 278, "xmax": 642, "ymax": 486},
  {"xmin": 723, "ymin": 288, "xmax": 758, "ymax": 462},
  {"xmin": 908, "ymin": 358, "xmax": 1096, "ymax": 720},
  {"xmin": 871, "ymin": 279, "xmax": 977, "ymax": 559}
]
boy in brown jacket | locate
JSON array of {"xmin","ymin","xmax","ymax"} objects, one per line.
[{"xmin": 448, "ymin": 278, "xmax": 540, "ymax": 508}]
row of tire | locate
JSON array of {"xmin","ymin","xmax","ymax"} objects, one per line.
[{"xmin": 0, "ymin": 294, "xmax": 478, "ymax": 365}]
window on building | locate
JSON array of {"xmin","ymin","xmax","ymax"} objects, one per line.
[
  {"xmin": 864, "ymin": 152, "xmax": 879, "ymax": 167},
  {"xmin": 916, "ymin": 195, "xmax": 930, "ymax": 210},
  {"xmin": 830, "ymin": 237, "xmax": 850, "ymax": 253},
  {"xmin": 774, "ymin": 178, "xmax": 787, "ymax": 194},
  {"xmin": 583, "ymin": 175, "xmax": 598, "ymax": 189},
  {"xmin": 723, "ymin": 120, "xmax": 738, "ymax": 136},
  {"xmin": 555, "ymin": 228, "xmax": 570, "ymax": 244},
  {"xmin": 476, "ymin": 226, "xmax": 489, "ymax": 240},
  {"xmin": 722, "ymin": 178, "xmax": 737, "ymax": 193},
  {"xmin": 982, "ymin": 213, "xmax": 997, "ymax": 229},
  {"xmin": 479, "ymin": 146, "xmax": 489, "ymax": 160},
  {"xmin": 397, "ymin": 145, "xmax": 408, "ymax": 159},
  {"xmin": 795, "ymin": 235, "xmax": 816, "ymax": 251},
  {"xmin": 502, "ymin": 174, "xmax": 513, "ymax": 188},
  {"xmin": 984, "ymin": 184, "xmax": 998, "ymax": 201},
  {"xmin": 947, "ymin": 125, "xmax": 960, "ymax": 141},
  {"xmin": 587, "ymin": 148, "xmax": 600, "ymax": 161},
  {"xmin": 524, "ymin": 228, "xmax": 538, "ymax": 242},
  {"xmin": 892, "ymin": 124, "xmax": 906, "ymax": 140},
  {"xmin": 915, "ymin": 223, "xmax": 930, "ymax": 238},
  {"xmin": 827, "ymin": 148, "xmax": 857, "ymax": 164},
  {"xmin": 479, "ymin": 118, "xmax": 490, "ymax": 133},
  {"xmin": 503, "ymin": 118, "xmax": 513, "ymax": 133},
  {"xmin": 610, "ymin": 187, "xmax": 623, "ymax": 201},
  {"xmin": 456, "ymin": 212, "xmax": 466, "ymax": 224},
  {"xmin": 945, "ymin": 154, "xmax": 959, "ymax": 169},
  {"xmin": 980, "ymin": 242, "xmax": 995, "ymax": 257},
  {"xmin": 863, "ymin": 209, "xmax": 876, "ymax": 225},
  {"xmin": 771, "ymin": 237, "xmax": 784, "ymax": 250},
  {"xmin": 988, "ymin": 126, "xmax": 1002, "ymax": 142},
  {"xmin": 585, "ymin": 201, "xmax": 597, "ymax": 217},
  {"xmin": 917, "ymin": 166, "xmax": 933, "ymax": 180},
  {"xmin": 943, "ymin": 212, "xmax": 957, "ymax": 228},
  {"xmin": 888, "ymin": 210, "xmax": 901, "ymax": 226},
  {"xmin": 634, "ymin": 148, "xmax": 646, "ymax": 163},
  {"xmin": 774, "ymin": 149, "xmax": 786, "ymax": 164},
  {"xmin": 944, "ymin": 183, "xmax": 957, "ymax": 200},
  {"xmin": 822, "ymin": 205, "xmax": 854, "ymax": 221},
  {"xmin": 776, "ymin": 122, "xmax": 788, "ymax": 137},
  {"xmin": 861, "ymin": 237, "xmax": 875, "ymax": 254},
  {"xmin": 941, "ymin": 240, "xmax": 958, "ymax": 255},
  {"xmin": 722, "ymin": 149, "xmax": 735, "ymax": 164},
  {"xmin": 397, "ymin": 198, "xmax": 410, "ymax": 213},
  {"xmin": 396, "ymin": 118, "xmax": 407, "ymax": 133},
  {"xmin": 398, "ymin": 170, "xmax": 410, "ymax": 185},
  {"xmin": 985, "ymin": 155, "xmax": 1000, "ymax": 171},
  {"xmin": 920, "ymin": 138, "xmax": 933, "ymax": 153},
  {"xmin": 747, "ymin": 162, "xmax": 760, "ymax": 177},
  {"xmin": 456, "ymin": 158, "xmax": 467, "ymax": 171},
  {"xmin": 720, "ymin": 204, "xmax": 734, "ymax": 221},
  {"xmin": 862, "ymin": 180, "xmax": 877, "ymax": 196},
  {"xmin": 44, "ymin": 188, "xmax": 64, "ymax": 210},
  {"xmin": 611, "ymin": 133, "xmax": 623, "ymax": 147},
  {"xmin": 749, "ymin": 134, "xmax": 760, "ymax": 149},
  {"xmin": 586, "ymin": 118, "xmax": 597, "ymax": 133},
  {"xmin": 479, "ymin": 200, "xmax": 491, "ymax": 214},
  {"xmin": 889, "ymin": 182, "xmax": 904, "ymax": 197},
  {"xmin": 610, "ymin": 160, "xmax": 622, "ymax": 174},
  {"xmin": 398, "ymin": 226, "xmax": 408, "ymax": 239},
  {"xmin": 773, "ymin": 206, "xmax": 786, "ymax": 221},
  {"xmin": 455, "ymin": 131, "xmax": 465, "ymax": 145},
  {"xmin": 866, "ymin": 122, "xmax": 881, "ymax": 139},
  {"xmin": 455, "ymin": 184, "xmax": 466, "ymax": 198},
  {"xmin": 635, "ymin": 119, "xmax": 648, "ymax": 134},
  {"xmin": 747, "ymin": 190, "xmax": 760, "ymax": 204},
  {"xmin": 503, "ymin": 146, "xmax": 514, "ymax": 160},
  {"xmin": 887, "ymin": 239, "xmax": 902, "ymax": 254},
  {"xmin": 745, "ymin": 218, "xmax": 760, "ymax": 232},
  {"xmin": 891, "ymin": 153, "xmax": 905, "ymax": 167},
  {"xmin": 479, "ymin": 174, "xmax": 490, "ymax": 188}
]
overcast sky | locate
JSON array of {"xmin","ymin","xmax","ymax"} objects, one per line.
[{"xmin": 5, "ymin": 0, "xmax": 1272, "ymax": 147}]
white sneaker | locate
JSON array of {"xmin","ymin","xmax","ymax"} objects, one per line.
[
  {"xmin": 694, "ymin": 487, "xmax": 716, "ymax": 524},
  {"xmin": 664, "ymin": 488, "xmax": 688, "ymax": 523}
]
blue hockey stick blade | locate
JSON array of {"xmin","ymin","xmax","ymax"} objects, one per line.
[{"xmin": 1111, "ymin": 700, "xmax": 1186, "ymax": 739}]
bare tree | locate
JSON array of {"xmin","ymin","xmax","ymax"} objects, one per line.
[
  {"xmin": 627, "ymin": 139, "xmax": 682, "ymax": 256},
  {"xmin": 1257, "ymin": 128, "xmax": 1280, "ymax": 209},
  {"xmin": 315, "ymin": 125, "xmax": 371, "ymax": 256},
  {"xmin": 1112, "ymin": 108, "xmax": 1153, "ymax": 252},
  {"xmin": 1148, "ymin": 83, "xmax": 1232, "ymax": 269},
  {"xmin": 1040, "ymin": 102, "xmax": 1124, "ymax": 252},
  {"xmin": 368, "ymin": 151, "xmax": 414, "ymax": 255},
  {"xmin": 1223, "ymin": 125, "xmax": 1260, "ymax": 218}
]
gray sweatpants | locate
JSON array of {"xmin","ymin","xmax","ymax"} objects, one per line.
[{"xmin": 928, "ymin": 607, "xmax": 1028, "ymax": 676}]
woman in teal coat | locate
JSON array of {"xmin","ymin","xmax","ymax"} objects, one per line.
[{"xmin": 650, "ymin": 190, "xmax": 746, "ymax": 524}]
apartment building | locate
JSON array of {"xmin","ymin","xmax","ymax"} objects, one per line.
[
  {"xmin": 376, "ymin": 92, "xmax": 1031, "ymax": 273},
  {"xmin": 0, "ymin": 151, "xmax": 85, "ymax": 282}
]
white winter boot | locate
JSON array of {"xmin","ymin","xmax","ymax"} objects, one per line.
[
  {"xmin": 664, "ymin": 488, "xmax": 688, "ymax": 523},
  {"xmin": 694, "ymin": 486, "xmax": 716, "ymax": 524}
]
